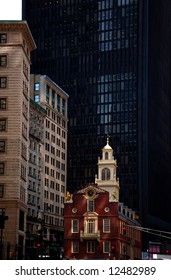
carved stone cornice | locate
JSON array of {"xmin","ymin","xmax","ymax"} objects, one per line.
[{"xmin": 0, "ymin": 20, "xmax": 36, "ymax": 50}]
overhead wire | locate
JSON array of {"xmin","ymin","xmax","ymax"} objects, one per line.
[{"xmin": 125, "ymin": 224, "xmax": 171, "ymax": 240}]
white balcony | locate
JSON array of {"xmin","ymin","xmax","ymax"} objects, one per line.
[{"xmin": 80, "ymin": 230, "xmax": 100, "ymax": 242}]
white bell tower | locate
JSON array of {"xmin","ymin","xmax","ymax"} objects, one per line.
[{"xmin": 95, "ymin": 137, "xmax": 120, "ymax": 201}]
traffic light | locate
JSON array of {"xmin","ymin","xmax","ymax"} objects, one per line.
[
  {"xmin": 111, "ymin": 244, "xmax": 116, "ymax": 254},
  {"xmin": 165, "ymin": 249, "xmax": 171, "ymax": 254},
  {"xmin": 123, "ymin": 225, "xmax": 126, "ymax": 235},
  {"xmin": 161, "ymin": 242, "xmax": 171, "ymax": 255},
  {"xmin": 36, "ymin": 243, "xmax": 41, "ymax": 248}
]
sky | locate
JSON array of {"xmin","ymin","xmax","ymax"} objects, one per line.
[{"xmin": 0, "ymin": 0, "xmax": 22, "ymax": 20}]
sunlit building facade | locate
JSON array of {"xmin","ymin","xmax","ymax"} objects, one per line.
[
  {"xmin": 29, "ymin": 74, "xmax": 69, "ymax": 258},
  {"xmin": 0, "ymin": 21, "xmax": 36, "ymax": 259},
  {"xmin": 26, "ymin": 99, "xmax": 46, "ymax": 259}
]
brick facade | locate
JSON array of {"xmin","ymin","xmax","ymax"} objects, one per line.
[
  {"xmin": 64, "ymin": 183, "xmax": 141, "ymax": 259},
  {"xmin": 64, "ymin": 139, "xmax": 142, "ymax": 260}
]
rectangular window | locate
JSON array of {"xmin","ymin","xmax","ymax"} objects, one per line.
[
  {"xmin": 72, "ymin": 219, "xmax": 79, "ymax": 233},
  {"xmin": 0, "ymin": 184, "xmax": 4, "ymax": 198},
  {"xmin": 34, "ymin": 94, "xmax": 40, "ymax": 102},
  {"xmin": 21, "ymin": 142, "xmax": 27, "ymax": 159},
  {"xmin": 103, "ymin": 219, "xmax": 110, "ymax": 232},
  {"xmin": 52, "ymin": 90, "xmax": 55, "ymax": 108},
  {"xmin": 0, "ymin": 140, "xmax": 5, "ymax": 152},
  {"xmin": 87, "ymin": 219, "xmax": 95, "ymax": 233},
  {"xmin": 0, "ymin": 55, "xmax": 7, "ymax": 67},
  {"xmin": 72, "ymin": 241, "xmax": 79, "ymax": 253},
  {"xmin": 0, "ymin": 208, "xmax": 5, "ymax": 216},
  {"xmin": 62, "ymin": 98, "xmax": 65, "ymax": 115},
  {"xmin": 0, "ymin": 162, "xmax": 5, "ymax": 174},
  {"xmin": 22, "ymin": 122, "xmax": 27, "ymax": 138},
  {"xmin": 34, "ymin": 83, "xmax": 40, "ymax": 91},
  {"xmin": 23, "ymin": 81, "xmax": 28, "ymax": 99},
  {"xmin": 103, "ymin": 241, "xmax": 110, "ymax": 253},
  {"xmin": 23, "ymin": 60, "xmax": 28, "ymax": 78},
  {"xmin": 0, "ymin": 98, "xmax": 6, "ymax": 109},
  {"xmin": 0, "ymin": 34, "xmax": 7, "ymax": 43},
  {"xmin": 0, "ymin": 77, "xmax": 7, "ymax": 88},
  {"xmin": 87, "ymin": 241, "xmax": 95, "ymax": 253},
  {"xmin": 87, "ymin": 200, "xmax": 94, "ymax": 212},
  {"xmin": 21, "ymin": 164, "xmax": 26, "ymax": 181},
  {"xmin": 46, "ymin": 85, "xmax": 50, "ymax": 103},
  {"xmin": 20, "ymin": 185, "xmax": 25, "ymax": 202},
  {"xmin": 19, "ymin": 210, "xmax": 24, "ymax": 231},
  {"xmin": 57, "ymin": 94, "xmax": 60, "ymax": 112}
]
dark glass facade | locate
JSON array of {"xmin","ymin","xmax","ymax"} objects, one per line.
[
  {"xmin": 23, "ymin": 0, "xmax": 171, "ymax": 246},
  {"xmin": 147, "ymin": 0, "xmax": 171, "ymax": 227}
]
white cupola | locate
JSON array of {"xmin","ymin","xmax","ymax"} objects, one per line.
[{"xmin": 95, "ymin": 137, "xmax": 120, "ymax": 201}]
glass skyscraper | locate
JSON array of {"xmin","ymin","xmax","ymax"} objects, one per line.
[{"xmin": 23, "ymin": 0, "xmax": 171, "ymax": 247}]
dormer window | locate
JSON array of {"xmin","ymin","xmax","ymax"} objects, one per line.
[
  {"xmin": 87, "ymin": 200, "xmax": 94, "ymax": 212},
  {"xmin": 102, "ymin": 168, "xmax": 110, "ymax": 180}
]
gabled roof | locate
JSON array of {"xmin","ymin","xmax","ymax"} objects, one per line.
[{"xmin": 77, "ymin": 183, "xmax": 107, "ymax": 194}]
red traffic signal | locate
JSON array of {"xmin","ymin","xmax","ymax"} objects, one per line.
[
  {"xmin": 111, "ymin": 244, "xmax": 116, "ymax": 254},
  {"xmin": 165, "ymin": 249, "xmax": 171, "ymax": 254},
  {"xmin": 36, "ymin": 243, "xmax": 41, "ymax": 247},
  {"xmin": 123, "ymin": 225, "xmax": 126, "ymax": 235}
]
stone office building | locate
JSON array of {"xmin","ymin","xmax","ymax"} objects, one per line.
[
  {"xmin": 29, "ymin": 74, "xmax": 69, "ymax": 259},
  {"xmin": 0, "ymin": 21, "xmax": 36, "ymax": 259},
  {"xmin": 0, "ymin": 21, "xmax": 69, "ymax": 260},
  {"xmin": 26, "ymin": 99, "xmax": 46, "ymax": 259}
]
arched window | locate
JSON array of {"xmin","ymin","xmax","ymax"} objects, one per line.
[
  {"xmin": 105, "ymin": 152, "xmax": 108, "ymax": 159},
  {"xmin": 102, "ymin": 168, "xmax": 110, "ymax": 180}
]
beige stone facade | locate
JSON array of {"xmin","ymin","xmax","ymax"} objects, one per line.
[
  {"xmin": 29, "ymin": 74, "xmax": 68, "ymax": 259},
  {"xmin": 0, "ymin": 21, "xmax": 36, "ymax": 259},
  {"xmin": 95, "ymin": 137, "xmax": 120, "ymax": 201},
  {"xmin": 26, "ymin": 99, "xmax": 46, "ymax": 258}
]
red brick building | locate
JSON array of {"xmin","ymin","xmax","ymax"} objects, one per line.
[{"xmin": 64, "ymin": 139, "xmax": 142, "ymax": 259}]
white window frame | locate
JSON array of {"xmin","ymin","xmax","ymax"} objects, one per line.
[
  {"xmin": 87, "ymin": 200, "xmax": 94, "ymax": 212},
  {"xmin": 87, "ymin": 219, "xmax": 95, "ymax": 234},
  {"xmin": 72, "ymin": 241, "xmax": 79, "ymax": 253},
  {"xmin": 103, "ymin": 241, "xmax": 110, "ymax": 253},
  {"xmin": 103, "ymin": 219, "xmax": 110, "ymax": 233},
  {"xmin": 71, "ymin": 219, "xmax": 79, "ymax": 233},
  {"xmin": 87, "ymin": 241, "xmax": 95, "ymax": 253}
]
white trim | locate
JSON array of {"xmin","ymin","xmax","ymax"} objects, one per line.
[
  {"xmin": 71, "ymin": 241, "xmax": 79, "ymax": 253},
  {"xmin": 103, "ymin": 241, "xmax": 111, "ymax": 253},
  {"xmin": 103, "ymin": 219, "xmax": 111, "ymax": 233},
  {"xmin": 71, "ymin": 219, "xmax": 79, "ymax": 233}
]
